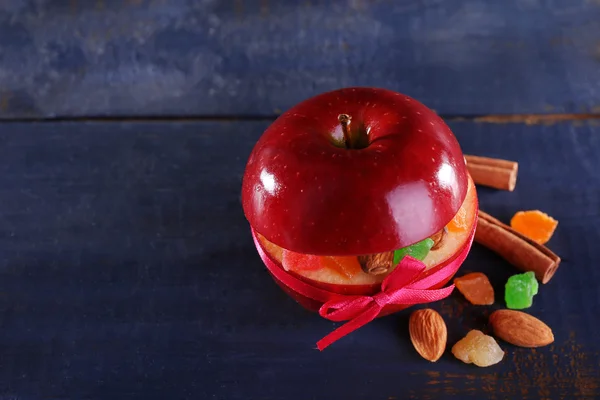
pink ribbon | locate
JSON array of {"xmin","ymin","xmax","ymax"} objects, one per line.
[{"xmin": 252, "ymin": 225, "xmax": 475, "ymax": 350}]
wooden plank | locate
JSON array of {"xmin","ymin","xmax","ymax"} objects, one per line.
[
  {"xmin": 1, "ymin": 0, "xmax": 600, "ymax": 118},
  {"xmin": 0, "ymin": 120, "xmax": 598, "ymax": 399}
]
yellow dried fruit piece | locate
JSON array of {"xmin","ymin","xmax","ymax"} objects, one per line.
[
  {"xmin": 452, "ymin": 330, "xmax": 504, "ymax": 367},
  {"xmin": 454, "ymin": 272, "xmax": 495, "ymax": 305}
]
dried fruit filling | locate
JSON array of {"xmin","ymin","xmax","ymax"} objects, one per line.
[{"xmin": 258, "ymin": 176, "xmax": 477, "ymax": 286}]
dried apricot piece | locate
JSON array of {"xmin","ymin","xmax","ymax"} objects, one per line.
[
  {"xmin": 510, "ymin": 210, "xmax": 558, "ymax": 245},
  {"xmin": 454, "ymin": 272, "xmax": 495, "ymax": 305},
  {"xmin": 452, "ymin": 330, "xmax": 504, "ymax": 367}
]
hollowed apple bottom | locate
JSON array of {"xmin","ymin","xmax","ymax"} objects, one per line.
[{"xmin": 257, "ymin": 175, "xmax": 478, "ymax": 315}]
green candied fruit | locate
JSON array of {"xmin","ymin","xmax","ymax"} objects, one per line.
[
  {"xmin": 505, "ymin": 271, "xmax": 539, "ymax": 309},
  {"xmin": 393, "ymin": 238, "xmax": 435, "ymax": 265}
]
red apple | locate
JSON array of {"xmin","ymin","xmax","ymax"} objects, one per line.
[
  {"xmin": 242, "ymin": 87, "xmax": 468, "ymax": 255},
  {"xmin": 242, "ymin": 87, "xmax": 477, "ymax": 311}
]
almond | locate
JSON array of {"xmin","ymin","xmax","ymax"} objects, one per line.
[
  {"xmin": 430, "ymin": 227, "xmax": 447, "ymax": 250},
  {"xmin": 409, "ymin": 309, "xmax": 447, "ymax": 362},
  {"xmin": 358, "ymin": 251, "xmax": 394, "ymax": 275},
  {"xmin": 489, "ymin": 309, "xmax": 554, "ymax": 348}
]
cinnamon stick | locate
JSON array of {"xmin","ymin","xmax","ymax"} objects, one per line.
[
  {"xmin": 465, "ymin": 155, "xmax": 518, "ymax": 191},
  {"xmin": 475, "ymin": 210, "xmax": 560, "ymax": 284}
]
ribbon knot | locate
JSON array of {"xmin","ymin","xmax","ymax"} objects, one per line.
[
  {"xmin": 315, "ymin": 256, "xmax": 456, "ymax": 350},
  {"xmin": 251, "ymin": 226, "xmax": 475, "ymax": 351},
  {"xmin": 373, "ymin": 291, "xmax": 391, "ymax": 307}
]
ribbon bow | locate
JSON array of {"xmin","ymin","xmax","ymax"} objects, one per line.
[
  {"xmin": 251, "ymin": 227, "xmax": 474, "ymax": 351},
  {"xmin": 316, "ymin": 256, "xmax": 455, "ymax": 350}
]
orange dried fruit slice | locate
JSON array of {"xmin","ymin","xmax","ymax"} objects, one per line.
[
  {"xmin": 320, "ymin": 256, "xmax": 362, "ymax": 279},
  {"xmin": 258, "ymin": 234, "xmax": 361, "ymax": 279},
  {"xmin": 510, "ymin": 210, "xmax": 558, "ymax": 245},
  {"xmin": 447, "ymin": 207, "xmax": 468, "ymax": 233},
  {"xmin": 454, "ymin": 272, "xmax": 495, "ymax": 305}
]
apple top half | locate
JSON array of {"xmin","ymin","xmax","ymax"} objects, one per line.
[{"xmin": 242, "ymin": 87, "xmax": 468, "ymax": 256}]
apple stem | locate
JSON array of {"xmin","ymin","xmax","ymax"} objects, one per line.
[{"xmin": 338, "ymin": 114, "xmax": 353, "ymax": 149}]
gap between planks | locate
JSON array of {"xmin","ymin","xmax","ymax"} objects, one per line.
[{"xmin": 0, "ymin": 113, "xmax": 599, "ymax": 125}]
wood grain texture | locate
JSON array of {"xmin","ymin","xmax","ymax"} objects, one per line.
[
  {"xmin": 1, "ymin": 0, "xmax": 600, "ymax": 118},
  {"xmin": 0, "ymin": 120, "xmax": 598, "ymax": 399}
]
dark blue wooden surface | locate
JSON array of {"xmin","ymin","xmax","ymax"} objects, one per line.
[
  {"xmin": 1, "ymin": 0, "xmax": 600, "ymax": 118},
  {"xmin": 0, "ymin": 120, "xmax": 598, "ymax": 399},
  {"xmin": 1, "ymin": 0, "xmax": 600, "ymax": 398}
]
